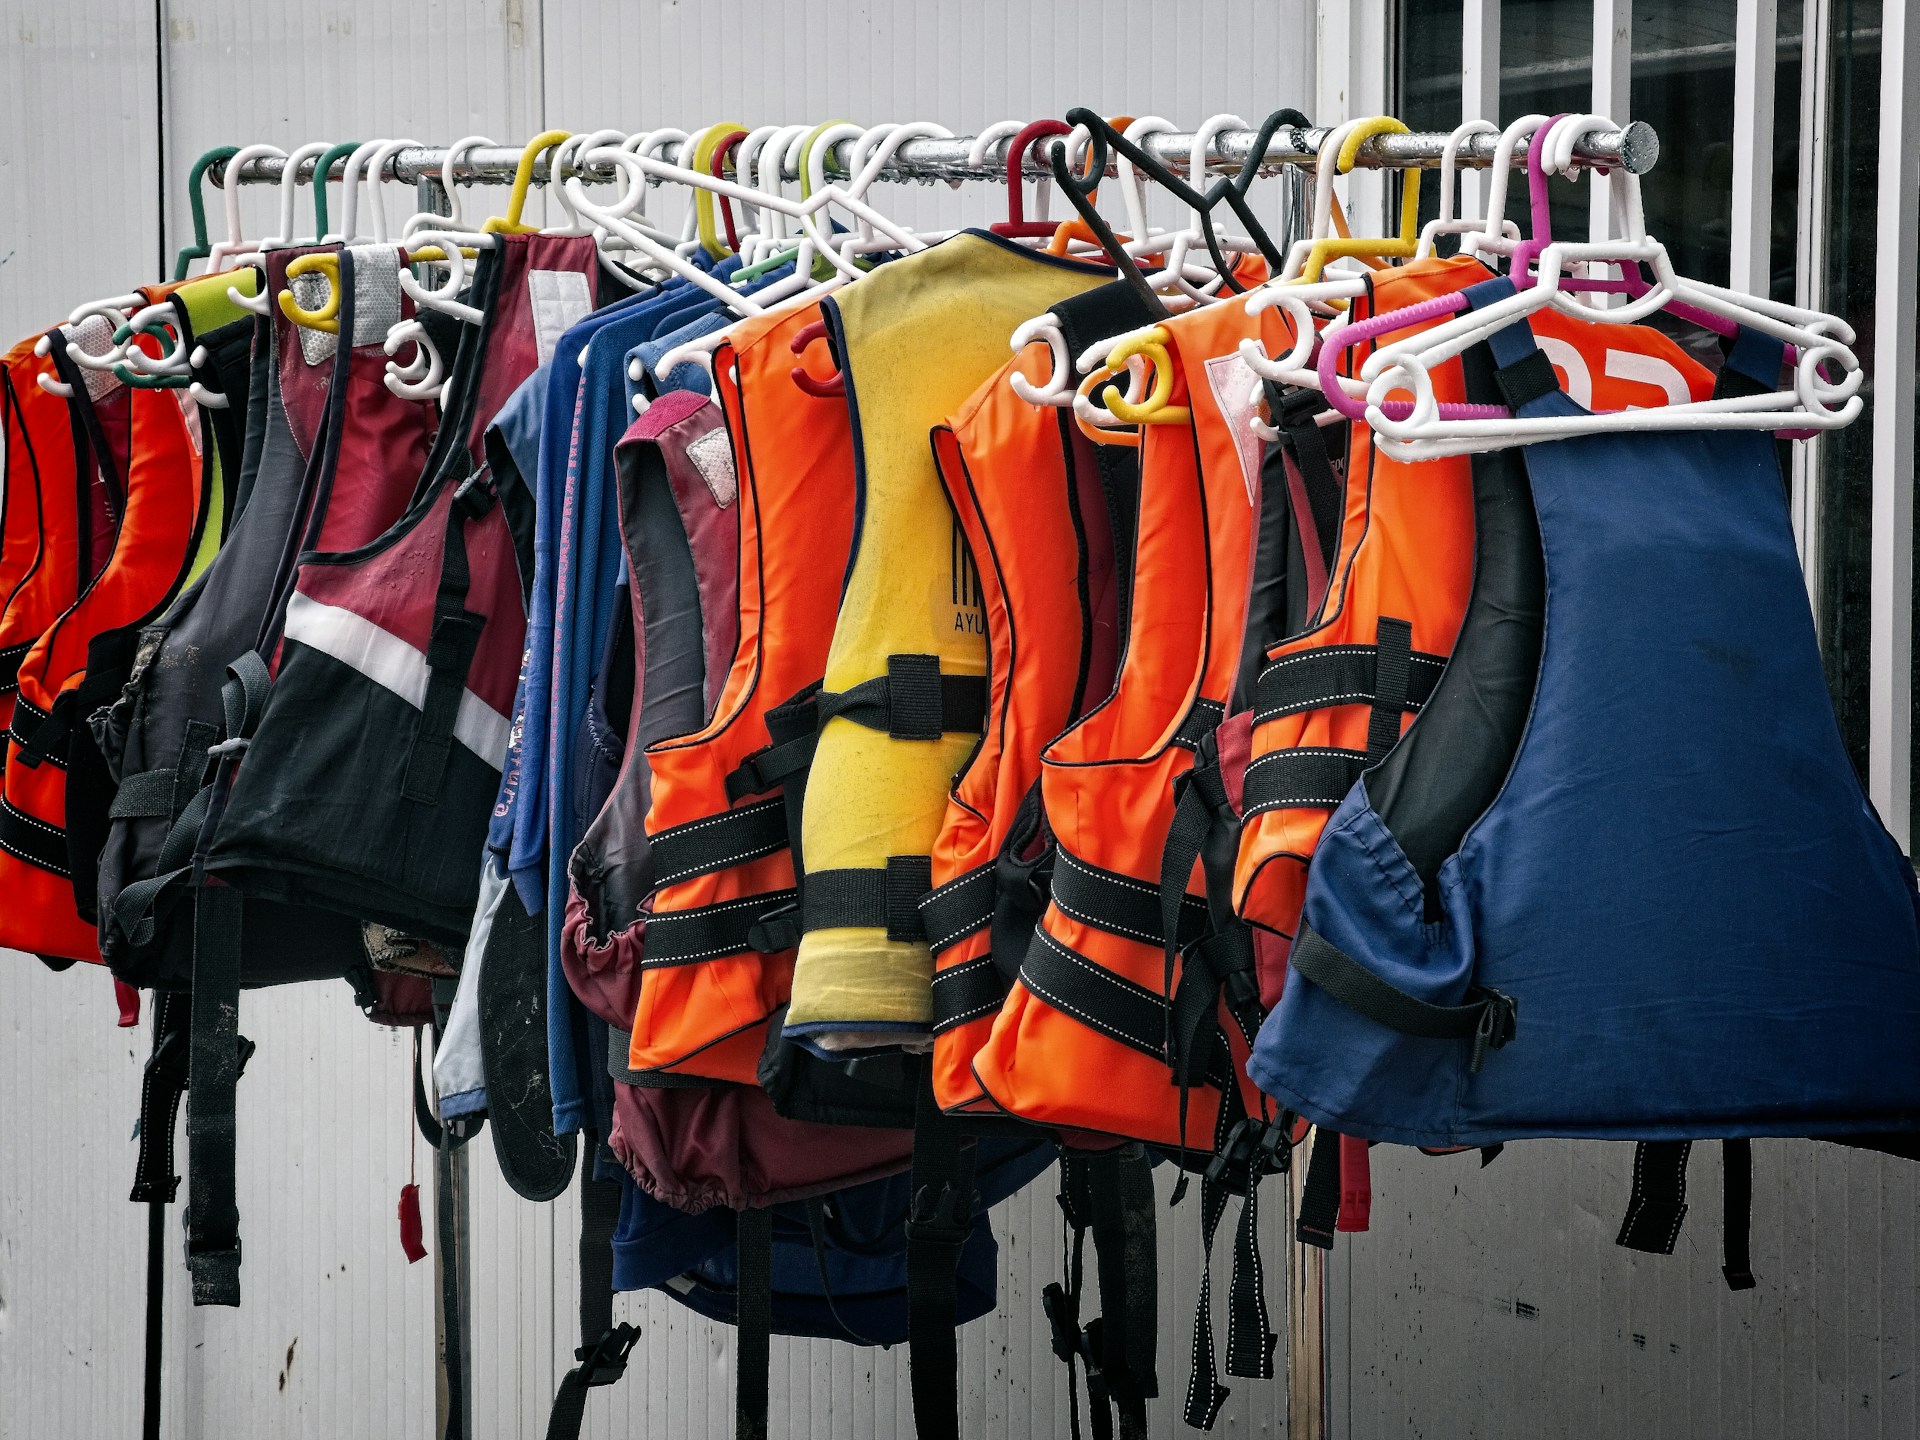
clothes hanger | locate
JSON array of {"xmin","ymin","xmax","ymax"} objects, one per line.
[
  {"xmin": 1325, "ymin": 113, "xmax": 1861, "ymax": 458},
  {"xmin": 481, "ymin": 130, "xmax": 573, "ymax": 235},
  {"xmin": 205, "ymin": 142, "xmax": 290, "ymax": 316},
  {"xmin": 259, "ymin": 140, "xmax": 332, "ymax": 249},
  {"xmin": 1413, "ymin": 119, "xmax": 1520, "ymax": 259},
  {"xmin": 327, "ymin": 139, "xmax": 392, "ymax": 241},
  {"xmin": 173, "ymin": 146, "xmax": 239, "ymax": 279},
  {"xmin": 310, "ymin": 139, "xmax": 364, "ymax": 240},
  {"xmin": 1292, "ymin": 116, "xmax": 1423, "ymax": 283},
  {"xmin": 990, "ymin": 120, "xmax": 1073, "ymax": 238}
]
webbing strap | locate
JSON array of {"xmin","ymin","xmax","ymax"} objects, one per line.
[
  {"xmin": 906, "ymin": 1074, "xmax": 977, "ymax": 1440},
  {"xmin": 736, "ymin": 1207, "xmax": 773, "ymax": 1440},
  {"xmin": 135, "ymin": 990, "xmax": 191, "ymax": 1440},
  {"xmin": 1019, "ymin": 926, "xmax": 1168, "ymax": 1061},
  {"xmin": 1722, "ymin": 1139, "xmax": 1757, "ymax": 1291},
  {"xmin": 638, "ymin": 886, "xmax": 800, "ymax": 967},
  {"xmin": 816, "ymin": 655, "xmax": 986, "ymax": 740},
  {"xmin": 802, "ymin": 856, "xmax": 933, "ymax": 942},
  {"xmin": 1617, "ymin": 1140, "xmax": 1692, "ymax": 1255},
  {"xmin": 1158, "ymin": 736, "xmax": 1232, "ymax": 1062},
  {"xmin": 11, "ymin": 689, "xmax": 70, "ymax": 769},
  {"xmin": 1171, "ymin": 697, "xmax": 1228, "ymax": 752},
  {"xmin": 0, "ymin": 638, "xmax": 27, "ymax": 694},
  {"xmin": 544, "ymin": 1158, "xmax": 639, "ymax": 1440},
  {"xmin": 401, "ymin": 478, "xmax": 494, "ymax": 804},
  {"xmin": 0, "ymin": 794, "xmax": 72, "ymax": 874},
  {"xmin": 1184, "ymin": 1109, "xmax": 1284, "ymax": 1430},
  {"xmin": 929, "ymin": 954, "xmax": 1005, "ymax": 1034},
  {"xmin": 1269, "ymin": 385, "xmax": 1347, "ymax": 576},
  {"xmin": 1365, "ymin": 618, "xmax": 1415, "ymax": 759},
  {"xmin": 1295, "ymin": 1128, "xmax": 1343, "ymax": 1249},
  {"xmin": 186, "ymin": 883, "xmax": 245, "ymax": 1306},
  {"xmin": 1290, "ymin": 920, "xmax": 1517, "ymax": 1073},
  {"xmin": 1053, "ymin": 846, "xmax": 1209, "ymax": 952},
  {"xmin": 1042, "ymin": 1160, "xmax": 1101, "ymax": 1440},
  {"xmin": 1252, "ymin": 642, "xmax": 1446, "ymax": 725},
  {"xmin": 723, "ymin": 729, "xmax": 817, "ymax": 803},
  {"xmin": 1091, "ymin": 1148, "xmax": 1159, "ymax": 1435},
  {"xmin": 648, "ymin": 798, "xmax": 788, "ymax": 888},
  {"xmin": 1238, "ymin": 746, "xmax": 1367, "ymax": 818},
  {"xmin": 1718, "ymin": 329, "xmax": 1787, "ymax": 398},
  {"xmin": 920, "ymin": 863, "xmax": 996, "ymax": 957}
]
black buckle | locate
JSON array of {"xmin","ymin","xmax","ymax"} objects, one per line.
[
  {"xmin": 1273, "ymin": 383, "xmax": 1332, "ymax": 430},
  {"xmin": 452, "ymin": 465, "xmax": 497, "ymax": 519},
  {"xmin": 1467, "ymin": 988, "xmax": 1518, "ymax": 1074},
  {"xmin": 236, "ymin": 1034, "xmax": 257, "ymax": 1081},
  {"xmin": 905, "ymin": 1181, "xmax": 974, "ymax": 1251},
  {"xmin": 573, "ymin": 1322, "xmax": 642, "ymax": 1386},
  {"xmin": 1040, "ymin": 1281, "xmax": 1082, "ymax": 1364},
  {"xmin": 1204, "ymin": 1117, "xmax": 1287, "ymax": 1190},
  {"xmin": 746, "ymin": 901, "xmax": 801, "ymax": 954}
]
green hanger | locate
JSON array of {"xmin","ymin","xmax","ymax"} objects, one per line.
[
  {"xmin": 311, "ymin": 140, "xmax": 363, "ymax": 239},
  {"xmin": 109, "ymin": 305, "xmax": 187, "ymax": 388},
  {"xmin": 173, "ymin": 146, "xmax": 239, "ymax": 280}
]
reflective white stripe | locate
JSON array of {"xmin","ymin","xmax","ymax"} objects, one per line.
[{"xmin": 282, "ymin": 591, "xmax": 510, "ymax": 770}]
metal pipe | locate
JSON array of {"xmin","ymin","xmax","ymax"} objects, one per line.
[{"xmin": 210, "ymin": 120, "xmax": 1658, "ymax": 189}]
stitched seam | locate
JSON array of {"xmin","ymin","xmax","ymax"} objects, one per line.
[
  {"xmin": 0, "ymin": 830, "xmax": 67, "ymax": 875},
  {"xmin": 654, "ymin": 839, "xmax": 785, "ymax": 888},
  {"xmin": 1059, "ymin": 847, "xmax": 1157, "ymax": 897},
  {"xmin": 2, "ymin": 798, "xmax": 64, "ymax": 837}
]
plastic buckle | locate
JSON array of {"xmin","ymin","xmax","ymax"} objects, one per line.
[
  {"xmin": 574, "ymin": 1322, "xmax": 642, "ymax": 1386},
  {"xmin": 905, "ymin": 1180, "xmax": 974, "ymax": 1252},
  {"xmin": 1040, "ymin": 1281, "xmax": 1081, "ymax": 1364},
  {"xmin": 1203, "ymin": 1118, "xmax": 1259, "ymax": 1186},
  {"xmin": 452, "ymin": 464, "xmax": 497, "ymax": 519},
  {"xmin": 235, "ymin": 1034, "xmax": 258, "ymax": 1080},
  {"xmin": 746, "ymin": 901, "xmax": 801, "ymax": 954},
  {"xmin": 1273, "ymin": 383, "xmax": 1331, "ymax": 429},
  {"xmin": 1467, "ymin": 987, "xmax": 1518, "ymax": 1074}
]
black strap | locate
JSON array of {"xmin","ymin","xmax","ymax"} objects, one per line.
[
  {"xmin": 1615, "ymin": 1140, "xmax": 1692, "ymax": 1255},
  {"xmin": 1721, "ymin": 1138, "xmax": 1757, "ymax": 1291},
  {"xmin": 1239, "ymin": 746, "xmax": 1367, "ymax": 818},
  {"xmin": 1268, "ymin": 384, "xmax": 1347, "ymax": 575},
  {"xmin": 920, "ymin": 863, "xmax": 997, "ymax": 956},
  {"xmin": 1090, "ymin": 1148, "xmax": 1159, "ymax": 1436},
  {"xmin": 648, "ymin": 797, "xmax": 789, "ymax": 888},
  {"xmin": 906, "ymin": 1074, "xmax": 977, "ymax": 1440},
  {"xmin": 1157, "ymin": 736, "xmax": 1234, "ymax": 1061},
  {"xmin": 1295, "ymin": 1127, "xmax": 1343, "ymax": 1250},
  {"xmin": 1053, "ymin": 845, "xmax": 1209, "ymax": 952},
  {"xmin": 1289, "ymin": 920, "xmax": 1517, "ymax": 1073},
  {"xmin": 1365, "ymin": 617, "xmax": 1415, "ymax": 759},
  {"xmin": 544, "ymin": 1156, "xmax": 640, "ymax": 1440},
  {"xmin": 135, "ymin": 990, "xmax": 191, "ymax": 1440},
  {"xmin": 1493, "ymin": 347, "xmax": 1563, "ymax": 412},
  {"xmin": 435, "ymin": 1094, "xmax": 469, "ymax": 1440},
  {"xmin": 816, "ymin": 654, "xmax": 986, "ymax": 740},
  {"xmin": 736, "ymin": 1206, "xmax": 773, "ymax": 1440},
  {"xmin": 0, "ymin": 638, "xmax": 28, "ymax": 695},
  {"xmin": 10, "ymin": 688, "xmax": 72, "ymax": 769},
  {"xmin": 1717, "ymin": 328, "xmax": 1786, "ymax": 399},
  {"xmin": 186, "ymin": 883, "xmax": 245, "ymax": 1306},
  {"xmin": 724, "ymin": 687, "xmax": 822, "ymax": 803},
  {"xmin": 639, "ymin": 887, "xmax": 800, "ymax": 967},
  {"xmin": 1170, "ymin": 697, "xmax": 1228, "ymax": 752},
  {"xmin": 801, "ymin": 856, "xmax": 933, "ymax": 942},
  {"xmin": 401, "ymin": 476, "xmax": 494, "ymax": 805},
  {"xmin": 1042, "ymin": 1160, "xmax": 1101, "ymax": 1440},
  {"xmin": 1019, "ymin": 926, "xmax": 1169, "ymax": 1061},
  {"xmin": 929, "ymin": 955, "xmax": 1006, "ymax": 1034},
  {"xmin": 1252, "ymin": 641, "xmax": 1446, "ymax": 725},
  {"xmin": 0, "ymin": 794, "xmax": 73, "ymax": 875},
  {"xmin": 1183, "ymin": 1110, "xmax": 1286, "ymax": 1431}
]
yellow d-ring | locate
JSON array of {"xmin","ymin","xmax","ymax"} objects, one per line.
[
  {"xmin": 483, "ymin": 130, "xmax": 572, "ymax": 235},
  {"xmin": 1075, "ymin": 365, "xmax": 1142, "ymax": 448},
  {"xmin": 278, "ymin": 252, "xmax": 342, "ymax": 333},
  {"xmin": 1101, "ymin": 328, "xmax": 1191, "ymax": 426},
  {"xmin": 1300, "ymin": 116, "xmax": 1424, "ymax": 284}
]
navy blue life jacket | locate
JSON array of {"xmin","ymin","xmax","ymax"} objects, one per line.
[{"xmin": 1250, "ymin": 278, "xmax": 1920, "ymax": 1155}]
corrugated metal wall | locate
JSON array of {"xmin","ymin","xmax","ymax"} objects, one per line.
[{"xmin": 2, "ymin": 3, "xmax": 1914, "ymax": 1437}]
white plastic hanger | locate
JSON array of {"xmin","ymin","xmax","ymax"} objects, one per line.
[
  {"xmin": 1413, "ymin": 120, "xmax": 1520, "ymax": 259},
  {"xmin": 1347, "ymin": 114, "xmax": 1862, "ymax": 459}
]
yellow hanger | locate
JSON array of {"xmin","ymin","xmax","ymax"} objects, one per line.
[
  {"xmin": 1099, "ymin": 326, "xmax": 1191, "ymax": 427},
  {"xmin": 692, "ymin": 121, "xmax": 751, "ymax": 260},
  {"xmin": 278, "ymin": 252, "xmax": 342, "ymax": 333},
  {"xmin": 1299, "ymin": 117, "xmax": 1423, "ymax": 284},
  {"xmin": 1075, "ymin": 365, "xmax": 1141, "ymax": 448},
  {"xmin": 482, "ymin": 130, "xmax": 572, "ymax": 235}
]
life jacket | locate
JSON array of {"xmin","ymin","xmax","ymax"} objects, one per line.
[
  {"xmin": 553, "ymin": 383, "xmax": 1046, "ymax": 1440},
  {"xmin": 0, "ymin": 333, "xmax": 84, "ymax": 747},
  {"xmin": 921, "ymin": 324, "xmax": 1131, "ymax": 1115},
  {"xmin": 784, "ymin": 231, "xmax": 1109, "ymax": 1051},
  {"xmin": 1233, "ymin": 254, "xmax": 1718, "ymax": 1000},
  {"xmin": 1252, "ymin": 280, "xmax": 1920, "ymax": 1160},
  {"xmin": 98, "ymin": 245, "xmax": 431, "ymax": 987},
  {"xmin": 621, "ymin": 296, "xmax": 856, "ymax": 1086},
  {"xmin": 178, "ymin": 234, "xmax": 602, "ymax": 1310},
  {"xmin": 65, "ymin": 271, "xmax": 261, "ymax": 935},
  {"xmin": 0, "ymin": 291, "xmax": 212, "ymax": 962},
  {"xmin": 967, "ymin": 294, "xmax": 1295, "ymax": 1151}
]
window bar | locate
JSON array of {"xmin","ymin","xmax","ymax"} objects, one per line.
[
  {"xmin": 1589, "ymin": 0, "xmax": 1633, "ymax": 245},
  {"xmin": 1869, "ymin": 0, "xmax": 1919, "ymax": 846},
  {"xmin": 1729, "ymin": 0, "xmax": 1781, "ymax": 295},
  {"xmin": 1462, "ymin": 0, "xmax": 1504, "ymax": 216},
  {"xmin": 1793, "ymin": 0, "xmax": 1834, "ymax": 599}
]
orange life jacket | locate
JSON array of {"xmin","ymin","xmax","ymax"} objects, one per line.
[
  {"xmin": 623, "ymin": 297, "xmax": 858, "ymax": 1085},
  {"xmin": 969, "ymin": 295, "xmax": 1297, "ymax": 1150},
  {"xmin": 0, "ymin": 311, "xmax": 207, "ymax": 961},
  {"xmin": 0, "ymin": 334, "xmax": 82, "ymax": 746},
  {"xmin": 922, "ymin": 341, "xmax": 1123, "ymax": 1114},
  {"xmin": 1233, "ymin": 254, "xmax": 1717, "ymax": 980}
]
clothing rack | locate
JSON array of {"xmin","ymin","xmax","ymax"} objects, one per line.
[{"xmin": 209, "ymin": 120, "xmax": 1658, "ymax": 190}]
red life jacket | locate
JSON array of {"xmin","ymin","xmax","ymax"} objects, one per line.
[{"xmin": 0, "ymin": 333, "xmax": 81, "ymax": 747}]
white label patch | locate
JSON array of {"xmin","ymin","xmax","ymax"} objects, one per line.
[
  {"xmin": 1203, "ymin": 350, "xmax": 1265, "ymax": 507},
  {"xmin": 685, "ymin": 426, "xmax": 738, "ymax": 508},
  {"xmin": 527, "ymin": 269, "xmax": 593, "ymax": 367}
]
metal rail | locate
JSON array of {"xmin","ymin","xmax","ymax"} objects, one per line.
[{"xmin": 211, "ymin": 121, "xmax": 1658, "ymax": 189}]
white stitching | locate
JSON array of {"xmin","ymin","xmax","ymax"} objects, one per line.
[
  {"xmin": 0, "ymin": 830, "xmax": 68, "ymax": 876},
  {"xmin": 2, "ymin": 799, "xmax": 65, "ymax": 837}
]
